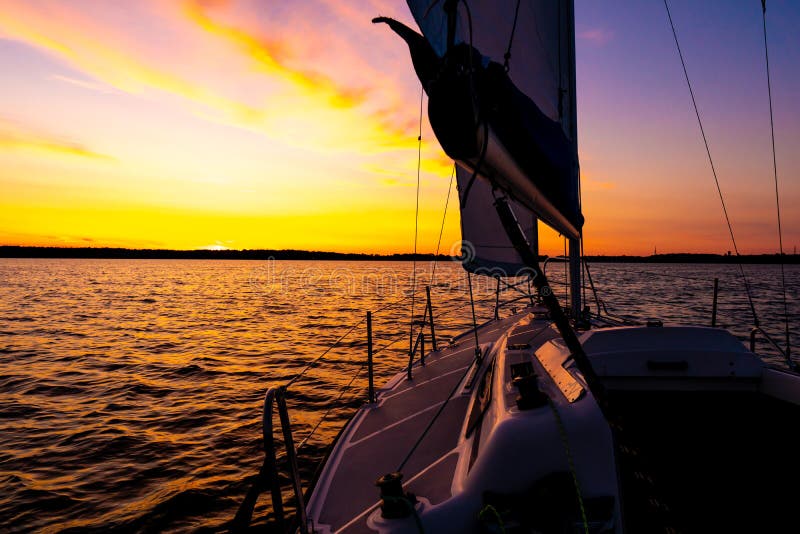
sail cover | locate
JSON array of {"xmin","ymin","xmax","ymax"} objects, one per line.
[
  {"xmin": 458, "ymin": 166, "xmax": 538, "ymax": 276},
  {"xmin": 380, "ymin": 0, "xmax": 581, "ymax": 251}
]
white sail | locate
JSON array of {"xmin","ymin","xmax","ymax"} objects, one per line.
[
  {"xmin": 373, "ymin": 1, "xmax": 579, "ymax": 269},
  {"xmin": 458, "ymin": 166, "xmax": 538, "ymax": 276},
  {"xmin": 397, "ymin": 0, "xmax": 578, "ymax": 272}
]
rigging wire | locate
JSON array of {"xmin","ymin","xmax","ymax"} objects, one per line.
[
  {"xmin": 557, "ymin": 0, "xmax": 564, "ymax": 120},
  {"xmin": 284, "ymin": 317, "xmax": 366, "ymax": 389},
  {"xmin": 283, "ymin": 287, "xmax": 429, "ymax": 390},
  {"xmin": 563, "ymin": 237, "xmax": 568, "ymax": 307},
  {"xmin": 503, "ymin": 0, "xmax": 522, "ymax": 71},
  {"xmin": 396, "ymin": 354, "xmax": 475, "ymax": 473},
  {"xmin": 467, "ymin": 270, "xmax": 482, "ymax": 359},
  {"xmin": 430, "ymin": 164, "xmax": 456, "ymax": 287},
  {"xmin": 580, "ymin": 239, "xmax": 587, "ymax": 313},
  {"xmin": 410, "ymin": 86, "xmax": 425, "ymax": 354},
  {"xmin": 662, "ymin": 0, "xmax": 760, "ymax": 327},
  {"xmin": 295, "ymin": 362, "xmax": 368, "ymax": 453},
  {"xmin": 760, "ymin": 0, "xmax": 791, "ymax": 359},
  {"xmin": 373, "ymin": 333, "xmax": 407, "ymax": 357}
]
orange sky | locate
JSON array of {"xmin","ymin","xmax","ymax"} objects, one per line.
[{"xmin": 0, "ymin": 0, "xmax": 797, "ymax": 255}]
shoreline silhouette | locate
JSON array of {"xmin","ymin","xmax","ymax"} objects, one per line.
[{"xmin": 1, "ymin": 246, "xmax": 797, "ymax": 264}]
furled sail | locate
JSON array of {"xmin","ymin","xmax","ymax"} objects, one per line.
[{"xmin": 375, "ymin": 0, "xmax": 582, "ymax": 247}]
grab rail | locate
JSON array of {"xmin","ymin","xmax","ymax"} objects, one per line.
[
  {"xmin": 264, "ymin": 387, "xmax": 308, "ymax": 532},
  {"xmin": 233, "ymin": 387, "xmax": 308, "ymax": 533}
]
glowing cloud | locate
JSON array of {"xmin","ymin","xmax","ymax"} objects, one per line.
[
  {"xmin": 0, "ymin": 120, "xmax": 113, "ymax": 161},
  {"xmin": 183, "ymin": 0, "xmax": 369, "ymax": 109},
  {"xmin": 0, "ymin": 2, "xmax": 265, "ymax": 124}
]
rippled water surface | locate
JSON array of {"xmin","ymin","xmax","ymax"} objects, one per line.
[{"xmin": 1, "ymin": 259, "xmax": 797, "ymax": 531}]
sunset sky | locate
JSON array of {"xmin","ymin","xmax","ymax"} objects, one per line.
[{"xmin": 0, "ymin": 0, "xmax": 798, "ymax": 255}]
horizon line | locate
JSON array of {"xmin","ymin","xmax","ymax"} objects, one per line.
[{"xmin": 0, "ymin": 245, "xmax": 797, "ymax": 263}]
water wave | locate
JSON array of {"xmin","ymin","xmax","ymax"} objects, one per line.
[{"xmin": 0, "ymin": 259, "xmax": 796, "ymax": 531}]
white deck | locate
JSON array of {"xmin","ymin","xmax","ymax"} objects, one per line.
[
  {"xmin": 307, "ymin": 314, "xmax": 528, "ymax": 533},
  {"xmin": 306, "ymin": 310, "xmax": 618, "ymax": 533}
]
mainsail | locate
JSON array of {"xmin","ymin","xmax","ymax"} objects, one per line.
[{"xmin": 376, "ymin": 0, "xmax": 581, "ymax": 275}]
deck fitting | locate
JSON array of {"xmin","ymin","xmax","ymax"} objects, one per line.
[{"xmin": 375, "ymin": 472, "xmax": 417, "ymax": 519}]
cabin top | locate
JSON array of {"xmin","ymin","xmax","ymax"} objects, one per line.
[{"xmin": 578, "ymin": 325, "xmax": 764, "ymax": 380}]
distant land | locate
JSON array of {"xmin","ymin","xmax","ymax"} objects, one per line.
[
  {"xmin": 1, "ymin": 246, "xmax": 798, "ymax": 264},
  {"xmin": 0, "ymin": 246, "xmax": 451, "ymax": 261}
]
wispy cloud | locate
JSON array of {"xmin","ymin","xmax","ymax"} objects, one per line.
[
  {"xmin": 0, "ymin": 2, "xmax": 264, "ymax": 125},
  {"xmin": 581, "ymin": 172, "xmax": 615, "ymax": 191},
  {"xmin": 0, "ymin": 136, "xmax": 113, "ymax": 160},
  {"xmin": 180, "ymin": 0, "xmax": 422, "ymax": 153},
  {"xmin": 579, "ymin": 28, "xmax": 614, "ymax": 46},
  {"xmin": 182, "ymin": 0, "xmax": 369, "ymax": 109},
  {"xmin": 48, "ymin": 74, "xmax": 119, "ymax": 95},
  {"xmin": 0, "ymin": 119, "xmax": 114, "ymax": 160}
]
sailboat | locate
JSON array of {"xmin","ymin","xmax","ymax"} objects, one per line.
[{"xmin": 236, "ymin": 1, "xmax": 800, "ymax": 532}]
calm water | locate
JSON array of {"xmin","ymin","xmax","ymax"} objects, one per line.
[{"xmin": 1, "ymin": 259, "xmax": 797, "ymax": 532}]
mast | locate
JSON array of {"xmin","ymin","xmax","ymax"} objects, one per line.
[{"xmin": 565, "ymin": 0, "xmax": 582, "ymax": 319}]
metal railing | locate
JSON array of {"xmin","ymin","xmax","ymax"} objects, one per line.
[
  {"xmin": 233, "ymin": 387, "xmax": 308, "ymax": 533},
  {"xmin": 366, "ymin": 311, "xmax": 375, "ymax": 403},
  {"xmin": 578, "ymin": 263, "xmax": 723, "ymax": 328},
  {"xmin": 404, "ymin": 285, "xmax": 438, "ymax": 381},
  {"xmin": 581, "ymin": 265, "xmax": 796, "ymax": 366},
  {"xmin": 750, "ymin": 326, "xmax": 796, "ymax": 371}
]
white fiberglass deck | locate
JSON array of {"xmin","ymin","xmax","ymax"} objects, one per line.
[{"xmin": 307, "ymin": 311, "xmax": 560, "ymax": 533}]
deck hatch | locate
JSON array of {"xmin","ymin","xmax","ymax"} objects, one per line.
[{"xmin": 536, "ymin": 340, "xmax": 584, "ymax": 403}]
